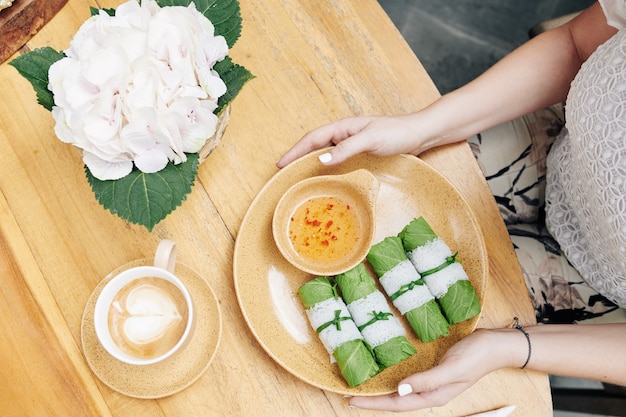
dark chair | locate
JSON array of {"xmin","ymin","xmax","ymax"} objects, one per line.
[{"xmin": 552, "ymin": 382, "xmax": 626, "ymax": 416}]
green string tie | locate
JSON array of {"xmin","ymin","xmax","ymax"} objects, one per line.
[
  {"xmin": 419, "ymin": 251, "xmax": 460, "ymax": 277},
  {"xmin": 357, "ymin": 310, "xmax": 393, "ymax": 332},
  {"xmin": 316, "ymin": 309, "xmax": 352, "ymax": 333},
  {"xmin": 390, "ymin": 278, "xmax": 425, "ymax": 301}
]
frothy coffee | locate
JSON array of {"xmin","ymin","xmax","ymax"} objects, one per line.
[{"xmin": 107, "ymin": 277, "xmax": 188, "ymax": 359}]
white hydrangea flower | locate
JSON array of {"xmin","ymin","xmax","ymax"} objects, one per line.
[{"xmin": 47, "ymin": 0, "xmax": 229, "ymax": 180}]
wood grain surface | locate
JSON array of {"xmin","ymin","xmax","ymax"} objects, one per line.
[
  {"xmin": 0, "ymin": 0, "xmax": 68, "ymax": 63},
  {"xmin": 0, "ymin": 0, "xmax": 552, "ymax": 416}
]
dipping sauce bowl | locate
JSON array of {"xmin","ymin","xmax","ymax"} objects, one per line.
[{"xmin": 272, "ymin": 169, "xmax": 379, "ymax": 276}]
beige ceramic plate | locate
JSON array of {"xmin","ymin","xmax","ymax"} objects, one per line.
[
  {"xmin": 81, "ymin": 259, "xmax": 222, "ymax": 399},
  {"xmin": 272, "ymin": 169, "xmax": 379, "ymax": 276},
  {"xmin": 234, "ymin": 150, "xmax": 487, "ymax": 396}
]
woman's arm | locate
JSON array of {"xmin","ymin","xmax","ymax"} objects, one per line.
[
  {"xmin": 420, "ymin": 1, "xmax": 616, "ymax": 148},
  {"xmin": 277, "ymin": 2, "xmax": 616, "ymax": 168},
  {"xmin": 349, "ymin": 322, "xmax": 626, "ymax": 412}
]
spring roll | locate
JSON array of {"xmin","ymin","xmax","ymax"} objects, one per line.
[
  {"xmin": 298, "ymin": 276, "xmax": 380, "ymax": 387},
  {"xmin": 335, "ymin": 263, "xmax": 416, "ymax": 368},
  {"xmin": 366, "ymin": 236, "xmax": 449, "ymax": 342},
  {"xmin": 398, "ymin": 217, "xmax": 481, "ymax": 325}
]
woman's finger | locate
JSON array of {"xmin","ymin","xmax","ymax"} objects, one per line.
[
  {"xmin": 276, "ymin": 117, "xmax": 372, "ymax": 168},
  {"xmin": 348, "ymin": 382, "xmax": 465, "ymax": 412}
]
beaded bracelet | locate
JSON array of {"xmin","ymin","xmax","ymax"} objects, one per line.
[{"xmin": 512, "ymin": 317, "xmax": 531, "ymax": 369}]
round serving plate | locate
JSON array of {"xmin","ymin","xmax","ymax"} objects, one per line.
[{"xmin": 233, "ymin": 150, "xmax": 487, "ymax": 396}]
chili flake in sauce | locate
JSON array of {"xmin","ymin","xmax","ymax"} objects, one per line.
[{"xmin": 289, "ymin": 196, "xmax": 360, "ymax": 264}]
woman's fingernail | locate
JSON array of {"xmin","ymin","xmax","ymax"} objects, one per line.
[
  {"xmin": 398, "ymin": 383, "xmax": 413, "ymax": 397},
  {"xmin": 318, "ymin": 152, "xmax": 332, "ymax": 163}
]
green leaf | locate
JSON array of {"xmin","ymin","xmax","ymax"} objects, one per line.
[
  {"xmin": 298, "ymin": 277, "xmax": 338, "ymax": 309},
  {"xmin": 366, "ymin": 236, "xmax": 407, "ymax": 277},
  {"xmin": 214, "ymin": 56, "xmax": 255, "ymax": 114},
  {"xmin": 333, "ymin": 339, "xmax": 380, "ymax": 387},
  {"xmin": 372, "ymin": 336, "xmax": 416, "ymax": 369},
  {"xmin": 334, "ymin": 263, "xmax": 377, "ymax": 304},
  {"xmin": 9, "ymin": 47, "xmax": 64, "ymax": 111},
  {"xmin": 405, "ymin": 299, "xmax": 450, "ymax": 342},
  {"xmin": 85, "ymin": 154, "xmax": 200, "ymax": 231},
  {"xmin": 156, "ymin": 0, "xmax": 242, "ymax": 48},
  {"xmin": 90, "ymin": 6, "xmax": 116, "ymax": 16},
  {"xmin": 437, "ymin": 280, "xmax": 481, "ymax": 325},
  {"xmin": 398, "ymin": 216, "xmax": 438, "ymax": 252}
]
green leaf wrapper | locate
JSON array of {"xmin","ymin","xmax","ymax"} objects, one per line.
[
  {"xmin": 397, "ymin": 216, "xmax": 438, "ymax": 251},
  {"xmin": 404, "ymin": 301, "xmax": 449, "ymax": 342},
  {"xmin": 298, "ymin": 277, "xmax": 380, "ymax": 387},
  {"xmin": 399, "ymin": 217, "xmax": 481, "ymax": 324},
  {"xmin": 298, "ymin": 276, "xmax": 338, "ymax": 309},
  {"xmin": 333, "ymin": 339, "xmax": 380, "ymax": 388},
  {"xmin": 367, "ymin": 237, "xmax": 449, "ymax": 342},
  {"xmin": 374, "ymin": 335, "xmax": 420, "ymax": 365},
  {"xmin": 366, "ymin": 236, "xmax": 408, "ymax": 278},
  {"xmin": 335, "ymin": 263, "xmax": 415, "ymax": 368},
  {"xmin": 438, "ymin": 279, "xmax": 481, "ymax": 324},
  {"xmin": 335, "ymin": 263, "xmax": 377, "ymax": 304}
]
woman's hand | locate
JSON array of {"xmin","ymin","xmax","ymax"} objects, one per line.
[
  {"xmin": 350, "ymin": 321, "xmax": 626, "ymax": 411},
  {"xmin": 349, "ymin": 329, "xmax": 526, "ymax": 412},
  {"xmin": 276, "ymin": 114, "xmax": 428, "ymax": 168}
]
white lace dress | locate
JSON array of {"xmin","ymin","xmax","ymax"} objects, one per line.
[{"xmin": 545, "ymin": 1, "xmax": 626, "ymax": 308}]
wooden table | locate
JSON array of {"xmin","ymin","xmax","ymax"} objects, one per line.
[{"xmin": 0, "ymin": 0, "xmax": 552, "ymax": 415}]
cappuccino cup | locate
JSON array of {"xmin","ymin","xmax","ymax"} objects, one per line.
[{"xmin": 94, "ymin": 240, "xmax": 194, "ymax": 366}]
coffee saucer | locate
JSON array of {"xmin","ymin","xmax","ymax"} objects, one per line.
[{"xmin": 81, "ymin": 259, "xmax": 222, "ymax": 399}]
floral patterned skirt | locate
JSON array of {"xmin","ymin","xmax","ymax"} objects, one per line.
[{"xmin": 468, "ymin": 104, "xmax": 625, "ymax": 324}]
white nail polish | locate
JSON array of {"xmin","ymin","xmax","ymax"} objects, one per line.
[
  {"xmin": 318, "ymin": 152, "xmax": 332, "ymax": 163},
  {"xmin": 398, "ymin": 383, "xmax": 413, "ymax": 397}
]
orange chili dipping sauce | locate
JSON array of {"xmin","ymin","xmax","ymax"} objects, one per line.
[{"xmin": 288, "ymin": 196, "xmax": 361, "ymax": 264}]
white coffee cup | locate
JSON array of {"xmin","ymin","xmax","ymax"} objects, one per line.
[{"xmin": 94, "ymin": 240, "xmax": 194, "ymax": 366}]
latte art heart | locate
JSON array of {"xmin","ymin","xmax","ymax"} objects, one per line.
[
  {"xmin": 116, "ymin": 285, "xmax": 183, "ymax": 344},
  {"xmin": 108, "ymin": 277, "xmax": 189, "ymax": 359}
]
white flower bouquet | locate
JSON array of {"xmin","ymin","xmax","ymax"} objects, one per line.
[{"xmin": 11, "ymin": 0, "xmax": 253, "ymax": 230}]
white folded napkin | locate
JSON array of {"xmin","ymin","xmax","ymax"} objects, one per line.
[{"xmin": 466, "ymin": 405, "xmax": 516, "ymax": 417}]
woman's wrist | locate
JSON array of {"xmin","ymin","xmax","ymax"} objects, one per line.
[
  {"xmin": 401, "ymin": 109, "xmax": 452, "ymax": 154},
  {"xmin": 478, "ymin": 327, "xmax": 533, "ymax": 371},
  {"xmin": 405, "ymin": 94, "xmax": 482, "ymax": 154}
]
